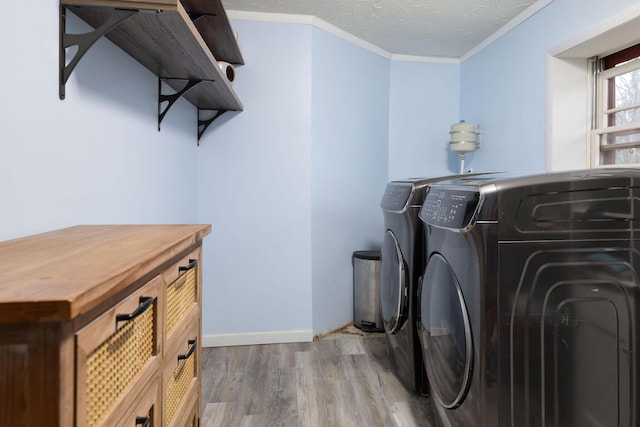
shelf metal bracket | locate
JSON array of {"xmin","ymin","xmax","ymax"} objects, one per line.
[
  {"xmin": 158, "ymin": 78, "xmax": 207, "ymax": 131},
  {"xmin": 197, "ymin": 109, "xmax": 227, "ymax": 143},
  {"xmin": 59, "ymin": 6, "xmax": 138, "ymax": 100}
]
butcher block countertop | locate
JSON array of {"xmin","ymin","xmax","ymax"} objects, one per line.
[{"xmin": 0, "ymin": 224, "xmax": 211, "ymax": 325}]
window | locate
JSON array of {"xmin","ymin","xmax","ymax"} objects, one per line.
[{"xmin": 591, "ymin": 43, "xmax": 640, "ymax": 166}]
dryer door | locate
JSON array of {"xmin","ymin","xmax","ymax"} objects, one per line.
[
  {"xmin": 419, "ymin": 252, "xmax": 473, "ymax": 409},
  {"xmin": 380, "ymin": 230, "xmax": 407, "ymax": 334}
]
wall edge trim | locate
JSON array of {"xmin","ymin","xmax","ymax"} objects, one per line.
[
  {"xmin": 228, "ymin": 2, "xmax": 554, "ymax": 64},
  {"xmin": 227, "ymin": 10, "xmax": 456, "ymax": 63},
  {"xmin": 226, "ymin": 10, "xmax": 391, "ymax": 59},
  {"xmin": 202, "ymin": 329, "xmax": 314, "ymax": 347},
  {"xmin": 461, "ymin": 0, "xmax": 555, "ymax": 62}
]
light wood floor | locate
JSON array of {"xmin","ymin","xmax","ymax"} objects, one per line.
[{"xmin": 201, "ymin": 334, "xmax": 435, "ymax": 426}]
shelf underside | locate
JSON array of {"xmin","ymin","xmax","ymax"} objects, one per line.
[{"xmin": 68, "ymin": 5, "xmax": 243, "ymax": 111}]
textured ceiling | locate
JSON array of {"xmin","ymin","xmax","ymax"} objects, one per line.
[{"xmin": 222, "ymin": 0, "xmax": 538, "ymax": 57}]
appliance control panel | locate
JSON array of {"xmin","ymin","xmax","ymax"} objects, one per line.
[
  {"xmin": 419, "ymin": 188, "xmax": 480, "ymax": 229},
  {"xmin": 380, "ymin": 183, "xmax": 413, "ymax": 212}
]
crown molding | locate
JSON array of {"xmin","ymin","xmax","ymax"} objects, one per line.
[
  {"xmin": 227, "ymin": 1, "xmax": 554, "ymax": 64},
  {"xmin": 461, "ymin": 0, "xmax": 555, "ymax": 62},
  {"xmin": 227, "ymin": 10, "xmax": 392, "ymax": 59}
]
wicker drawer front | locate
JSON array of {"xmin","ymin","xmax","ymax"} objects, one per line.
[
  {"xmin": 115, "ymin": 377, "xmax": 160, "ymax": 427},
  {"xmin": 163, "ymin": 317, "xmax": 199, "ymax": 426},
  {"xmin": 177, "ymin": 395, "xmax": 199, "ymax": 427},
  {"xmin": 76, "ymin": 276, "xmax": 162, "ymax": 427},
  {"xmin": 163, "ymin": 249, "xmax": 200, "ymax": 345},
  {"xmin": 167, "ymin": 266, "xmax": 196, "ymax": 335}
]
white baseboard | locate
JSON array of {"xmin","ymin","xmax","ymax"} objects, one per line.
[{"xmin": 202, "ymin": 329, "xmax": 314, "ymax": 347}]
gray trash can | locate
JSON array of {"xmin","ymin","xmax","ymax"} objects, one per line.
[{"xmin": 352, "ymin": 250, "xmax": 384, "ymax": 332}]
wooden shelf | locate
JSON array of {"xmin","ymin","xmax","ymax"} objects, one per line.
[
  {"xmin": 61, "ymin": 0, "xmax": 243, "ymax": 133},
  {"xmin": 181, "ymin": 0, "xmax": 244, "ymax": 65}
]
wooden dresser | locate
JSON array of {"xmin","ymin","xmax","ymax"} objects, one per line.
[{"xmin": 0, "ymin": 224, "xmax": 211, "ymax": 426}]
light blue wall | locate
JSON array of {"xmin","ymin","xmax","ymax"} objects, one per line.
[
  {"xmin": 461, "ymin": 0, "xmax": 640, "ymax": 173},
  {"xmin": 8, "ymin": 0, "xmax": 637, "ymax": 341},
  {"xmin": 388, "ymin": 61, "xmax": 462, "ymax": 179},
  {"xmin": 310, "ymin": 28, "xmax": 390, "ymax": 334},
  {"xmin": 0, "ymin": 1, "xmax": 197, "ymax": 242},
  {"xmin": 197, "ymin": 21, "xmax": 314, "ymax": 335},
  {"xmin": 197, "ymin": 21, "xmax": 391, "ymax": 337}
]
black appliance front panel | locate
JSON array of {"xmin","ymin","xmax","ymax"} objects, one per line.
[
  {"xmin": 420, "ymin": 189, "xmax": 480, "ymax": 229},
  {"xmin": 381, "ymin": 183, "xmax": 413, "ymax": 212},
  {"xmin": 499, "ymin": 240, "xmax": 640, "ymax": 427}
]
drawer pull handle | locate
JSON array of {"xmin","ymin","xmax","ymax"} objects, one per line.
[
  {"xmin": 178, "ymin": 258, "xmax": 198, "ymax": 273},
  {"xmin": 135, "ymin": 416, "xmax": 151, "ymax": 427},
  {"xmin": 178, "ymin": 338, "xmax": 197, "ymax": 361},
  {"xmin": 116, "ymin": 296, "xmax": 155, "ymax": 323}
]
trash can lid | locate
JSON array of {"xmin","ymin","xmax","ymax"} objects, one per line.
[{"xmin": 353, "ymin": 250, "xmax": 381, "ymax": 260}]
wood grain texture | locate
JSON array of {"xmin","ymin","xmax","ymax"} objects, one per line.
[
  {"xmin": 201, "ymin": 336, "xmax": 435, "ymax": 427},
  {"xmin": 181, "ymin": 0, "xmax": 244, "ymax": 64},
  {"xmin": 0, "ymin": 225, "xmax": 207, "ymax": 426},
  {"xmin": 113, "ymin": 377, "xmax": 160, "ymax": 427},
  {"xmin": 62, "ymin": 0, "xmax": 179, "ymax": 9},
  {"xmin": 66, "ymin": 3, "xmax": 243, "ymax": 111},
  {"xmin": 0, "ymin": 343, "xmax": 28, "ymax": 425},
  {"xmin": 62, "ymin": 0, "xmax": 244, "ymax": 64},
  {"xmin": 0, "ymin": 224, "xmax": 210, "ymax": 324},
  {"xmin": 0, "ymin": 322, "xmax": 74, "ymax": 426}
]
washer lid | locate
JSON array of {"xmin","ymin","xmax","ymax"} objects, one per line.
[
  {"xmin": 419, "ymin": 253, "xmax": 473, "ymax": 409},
  {"xmin": 380, "ymin": 230, "xmax": 407, "ymax": 334},
  {"xmin": 380, "ymin": 182, "xmax": 414, "ymax": 213}
]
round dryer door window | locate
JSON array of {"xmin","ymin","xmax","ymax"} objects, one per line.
[
  {"xmin": 380, "ymin": 230, "xmax": 407, "ymax": 334},
  {"xmin": 419, "ymin": 253, "xmax": 473, "ymax": 409}
]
